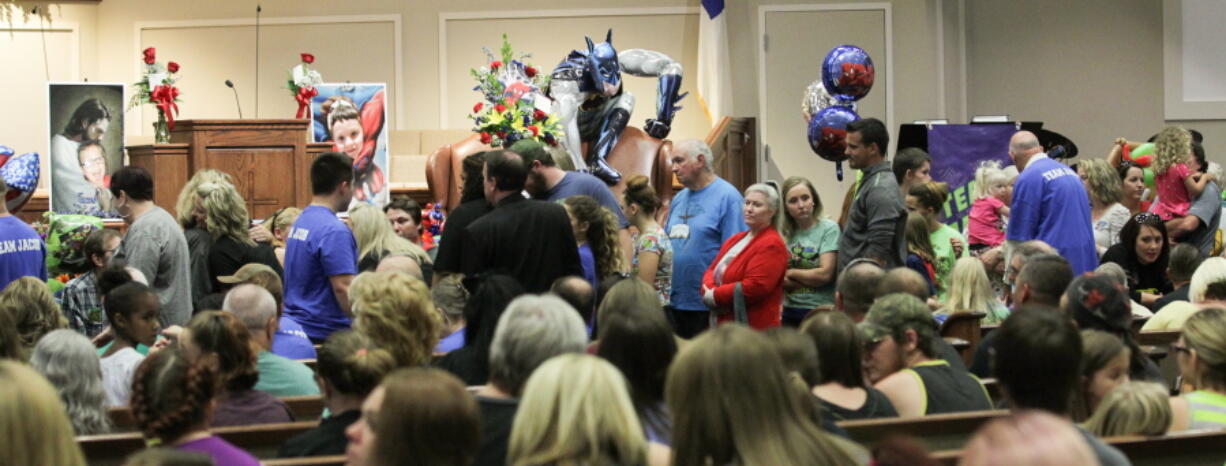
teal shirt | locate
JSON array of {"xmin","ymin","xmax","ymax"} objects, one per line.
[
  {"xmin": 97, "ymin": 341, "xmax": 151, "ymax": 356},
  {"xmin": 254, "ymin": 351, "xmax": 320, "ymax": 397},
  {"xmin": 784, "ymin": 219, "xmax": 840, "ymax": 309}
]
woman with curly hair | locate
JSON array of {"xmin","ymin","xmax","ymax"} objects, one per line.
[
  {"xmin": 130, "ymin": 346, "xmax": 259, "ymax": 465},
  {"xmin": 563, "ymin": 195, "xmax": 624, "ymax": 294},
  {"xmin": 182, "ymin": 311, "xmax": 293, "ymax": 426},
  {"xmin": 350, "ymin": 271, "xmax": 442, "ymax": 368},
  {"xmin": 1151, "ymin": 125, "xmax": 1213, "ymax": 221},
  {"xmin": 0, "ymin": 276, "xmax": 67, "ymax": 356},
  {"xmin": 30, "ymin": 329, "xmax": 112, "ymax": 435},
  {"xmin": 1079, "ymin": 158, "xmax": 1131, "ymax": 256},
  {"xmin": 174, "ymin": 169, "xmax": 234, "ymax": 306},
  {"xmin": 195, "ymin": 181, "xmax": 282, "ymax": 293},
  {"xmin": 350, "ymin": 202, "xmax": 432, "ymax": 275}
]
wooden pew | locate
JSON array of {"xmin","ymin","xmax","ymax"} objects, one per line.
[
  {"xmin": 79, "ymin": 421, "xmax": 318, "ymax": 465},
  {"xmin": 1136, "ymin": 330, "xmax": 1181, "ymax": 346},
  {"xmin": 264, "ymin": 455, "xmax": 347, "ymax": 466},
  {"xmin": 835, "ymin": 410, "xmax": 1008, "ymax": 452},
  {"xmin": 940, "ymin": 311, "xmax": 986, "ymax": 366},
  {"xmin": 930, "ymin": 428, "xmax": 1226, "ymax": 466},
  {"xmin": 108, "ymin": 395, "xmax": 325, "ymax": 432}
]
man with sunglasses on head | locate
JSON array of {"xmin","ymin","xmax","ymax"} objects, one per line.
[{"xmin": 1005, "ymin": 131, "xmax": 1097, "ymax": 275}]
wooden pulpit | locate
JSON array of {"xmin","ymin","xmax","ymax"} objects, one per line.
[{"xmin": 127, "ymin": 120, "xmax": 332, "ymax": 220}]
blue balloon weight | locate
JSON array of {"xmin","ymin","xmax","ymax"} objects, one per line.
[
  {"xmin": 821, "ymin": 45, "xmax": 875, "ymax": 102},
  {"xmin": 807, "ymin": 106, "xmax": 860, "ymax": 180}
]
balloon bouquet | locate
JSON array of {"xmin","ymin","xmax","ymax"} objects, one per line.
[
  {"xmin": 0, "ymin": 145, "xmax": 39, "ymax": 213},
  {"xmin": 1119, "ymin": 141, "xmax": 1158, "ymax": 190},
  {"xmin": 801, "ymin": 45, "xmax": 875, "ymax": 181}
]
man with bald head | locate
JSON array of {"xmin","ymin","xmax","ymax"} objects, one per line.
[
  {"xmin": 224, "ymin": 284, "xmax": 320, "ymax": 397},
  {"xmin": 375, "ymin": 254, "xmax": 424, "ymax": 281},
  {"xmin": 1006, "ymin": 131, "xmax": 1096, "ymax": 275}
]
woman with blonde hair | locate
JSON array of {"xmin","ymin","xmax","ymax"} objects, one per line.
[
  {"xmin": 1083, "ymin": 381, "xmax": 1171, "ymax": 437},
  {"xmin": 701, "ymin": 183, "xmax": 790, "ymax": 329},
  {"xmin": 938, "ymin": 257, "xmax": 1009, "ymax": 325},
  {"xmin": 0, "ymin": 360, "xmax": 86, "ymax": 465},
  {"xmin": 196, "ymin": 181, "xmax": 281, "ymax": 293},
  {"xmin": 344, "ymin": 367, "xmax": 479, "ymax": 466},
  {"xmin": 0, "ymin": 276, "xmax": 67, "ymax": 356},
  {"xmin": 349, "ymin": 202, "xmax": 431, "ymax": 274},
  {"xmin": 1080, "ymin": 158, "xmax": 1131, "ymax": 256},
  {"xmin": 510, "ymin": 353, "xmax": 664, "ymax": 466},
  {"xmin": 175, "ymin": 169, "xmax": 234, "ymax": 305},
  {"xmin": 666, "ymin": 325, "xmax": 866, "ymax": 465},
  {"xmin": 350, "ymin": 271, "xmax": 441, "ymax": 367},
  {"xmin": 1170, "ymin": 307, "xmax": 1226, "ymax": 431},
  {"xmin": 30, "ymin": 329, "xmax": 112, "ymax": 435},
  {"xmin": 779, "ymin": 176, "xmax": 839, "ymax": 327},
  {"xmin": 960, "ymin": 410, "xmax": 1096, "ymax": 466}
]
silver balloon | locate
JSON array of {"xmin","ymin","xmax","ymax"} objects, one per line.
[{"xmin": 801, "ymin": 80, "xmax": 854, "ymax": 124}]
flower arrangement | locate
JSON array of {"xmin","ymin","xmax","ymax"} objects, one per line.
[
  {"xmin": 128, "ymin": 47, "xmax": 181, "ymax": 143},
  {"xmin": 287, "ymin": 53, "xmax": 323, "ymax": 118},
  {"xmin": 468, "ymin": 35, "xmax": 562, "ymax": 148}
]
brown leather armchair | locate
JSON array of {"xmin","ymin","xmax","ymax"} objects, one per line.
[{"xmin": 426, "ymin": 127, "xmax": 674, "ymax": 213}]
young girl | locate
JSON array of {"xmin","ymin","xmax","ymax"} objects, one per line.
[
  {"xmin": 622, "ymin": 175, "xmax": 673, "ymax": 306},
  {"xmin": 939, "ymin": 257, "xmax": 1010, "ymax": 326},
  {"xmin": 906, "ymin": 181, "xmax": 967, "ymax": 299},
  {"xmin": 562, "ymin": 195, "xmax": 624, "ymax": 295},
  {"xmin": 1070, "ymin": 330, "xmax": 1132, "ymax": 422},
  {"xmin": 904, "ymin": 213, "xmax": 938, "ymax": 298},
  {"xmin": 967, "ymin": 161, "xmax": 1011, "ymax": 253},
  {"xmin": 1082, "ymin": 381, "xmax": 1171, "ymax": 437},
  {"xmin": 1151, "ymin": 126, "xmax": 1214, "ymax": 221},
  {"xmin": 131, "ymin": 347, "xmax": 260, "ymax": 466},
  {"xmin": 99, "ymin": 278, "xmax": 161, "ymax": 407},
  {"xmin": 183, "ymin": 311, "xmax": 293, "ymax": 427},
  {"xmin": 779, "ymin": 176, "xmax": 839, "ymax": 327}
]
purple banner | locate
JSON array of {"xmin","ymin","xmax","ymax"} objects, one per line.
[{"xmin": 927, "ymin": 124, "xmax": 1016, "ymax": 230}]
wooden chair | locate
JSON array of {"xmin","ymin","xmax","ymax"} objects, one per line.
[
  {"xmin": 79, "ymin": 421, "xmax": 318, "ymax": 465},
  {"xmin": 108, "ymin": 395, "xmax": 325, "ymax": 432},
  {"xmin": 835, "ymin": 409, "xmax": 1008, "ymax": 452},
  {"xmin": 940, "ymin": 311, "xmax": 987, "ymax": 366}
]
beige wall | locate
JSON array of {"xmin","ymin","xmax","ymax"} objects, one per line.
[{"xmin": 966, "ymin": 0, "xmax": 1226, "ymax": 166}]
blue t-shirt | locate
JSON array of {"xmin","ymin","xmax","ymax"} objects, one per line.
[
  {"xmin": 1007, "ymin": 156, "xmax": 1098, "ymax": 275},
  {"xmin": 272, "ymin": 315, "xmax": 318, "ymax": 360},
  {"xmin": 0, "ymin": 216, "xmax": 47, "ymax": 289},
  {"xmin": 538, "ymin": 171, "xmax": 629, "ymax": 228},
  {"xmin": 665, "ymin": 178, "xmax": 747, "ymax": 311},
  {"xmin": 435, "ymin": 327, "xmax": 466, "ymax": 354},
  {"xmin": 282, "ymin": 206, "xmax": 359, "ymax": 341},
  {"xmin": 578, "ymin": 243, "xmax": 598, "ymax": 291}
]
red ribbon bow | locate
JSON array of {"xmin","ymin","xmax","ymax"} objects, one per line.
[
  {"xmin": 295, "ymin": 86, "xmax": 318, "ymax": 119},
  {"xmin": 151, "ymin": 85, "xmax": 180, "ymax": 131}
]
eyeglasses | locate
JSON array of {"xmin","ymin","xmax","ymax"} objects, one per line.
[{"xmin": 1171, "ymin": 342, "xmax": 1192, "ymax": 355}]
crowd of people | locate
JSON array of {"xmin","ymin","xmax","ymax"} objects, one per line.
[{"xmin": 0, "ymin": 121, "xmax": 1225, "ymax": 465}]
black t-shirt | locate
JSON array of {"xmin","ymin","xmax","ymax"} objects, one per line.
[
  {"xmin": 437, "ymin": 346, "xmax": 487, "ymax": 386},
  {"xmin": 277, "ymin": 410, "xmax": 360, "ymax": 458},
  {"xmin": 1100, "ymin": 243, "xmax": 1172, "ymax": 302},
  {"xmin": 461, "ymin": 196, "xmax": 583, "ymax": 294},
  {"xmin": 820, "ymin": 387, "xmax": 899, "ymax": 422},
  {"xmin": 474, "ymin": 395, "xmax": 519, "ymax": 466},
  {"xmin": 434, "ymin": 199, "xmax": 493, "ymax": 275},
  {"xmin": 208, "ymin": 235, "xmax": 283, "ymax": 291}
]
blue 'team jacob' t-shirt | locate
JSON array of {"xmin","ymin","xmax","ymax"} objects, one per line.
[
  {"xmin": 1007, "ymin": 156, "xmax": 1098, "ymax": 275},
  {"xmin": 282, "ymin": 206, "xmax": 358, "ymax": 341},
  {"xmin": 665, "ymin": 177, "xmax": 747, "ymax": 311},
  {"xmin": 0, "ymin": 216, "xmax": 47, "ymax": 289}
]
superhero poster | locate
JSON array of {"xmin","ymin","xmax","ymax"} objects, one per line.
[{"xmin": 310, "ymin": 83, "xmax": 390, "ymax": 208}]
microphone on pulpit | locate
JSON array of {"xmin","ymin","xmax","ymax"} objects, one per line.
[
  {"xmin": 225, "ymin": 80, "xmax": 244, "ymax": 119},
  {"xmin": 255, "ymin": 4, "xmax": 262, "ymax": 118}
]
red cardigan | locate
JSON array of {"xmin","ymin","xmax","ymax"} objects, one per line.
[{"xmin": 701, "ymin": 226, "xmax": 789, "ymax": 329}]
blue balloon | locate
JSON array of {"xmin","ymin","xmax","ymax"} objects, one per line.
[
  {"xmin": 807, "ymin": 106, "xmax": 860, "ymax": 180},
  {"xmin": 821, "ymin": 45, "xmax": 875, "ymax": 102}
]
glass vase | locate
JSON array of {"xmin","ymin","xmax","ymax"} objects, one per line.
[{"xmin": 153, "ymin": 110, "xmax": 170, "ymax": 143}]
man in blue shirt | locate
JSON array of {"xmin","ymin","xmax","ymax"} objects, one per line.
[
  {"xmin": 0, "ymin": 178, "xmax": 47, "ymax": 289},
  {"xmin": 665, "ymin": 139, "xmax": 746, "ymax": 338},
  {"xmin": 283, "ymin": 152, "xmax": 359, "ymax": 342},
  {"xmin": 1006, "ymin": 131, "xmax": 1097, "ymax": 275}
]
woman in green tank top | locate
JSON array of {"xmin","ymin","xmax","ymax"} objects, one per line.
[{"xmin": 1170, "ymin": 307, "xmax": 1226, "ymax": 431}]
